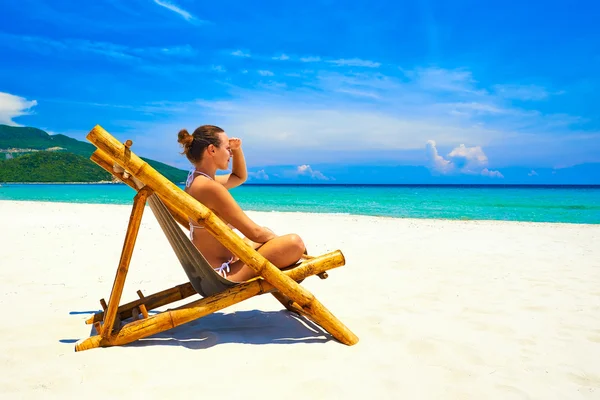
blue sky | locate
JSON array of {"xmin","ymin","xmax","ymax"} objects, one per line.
[{"xmin": 1, "ymin": 0, "xmax": 599, "ymax": 183}]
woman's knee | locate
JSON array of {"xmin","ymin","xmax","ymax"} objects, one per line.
[{"xmin": 286, "ymin": 233, "xmax": 305, "ymax": 254}]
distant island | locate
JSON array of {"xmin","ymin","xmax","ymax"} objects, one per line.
[{"xmin": 0, "ymin": 124, "xmax": 188, "ymax": 184}]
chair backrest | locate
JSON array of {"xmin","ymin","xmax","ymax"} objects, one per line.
[{"xmin": 147, "ymin": 193, "xmax": 237, "ymax": 297}]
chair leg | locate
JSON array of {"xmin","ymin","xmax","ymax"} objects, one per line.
[{"xmin": 100, "ymin": 187, "xmax": 152, "ymax": 338}]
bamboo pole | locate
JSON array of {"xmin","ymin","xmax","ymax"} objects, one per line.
[
  {"xmin": 85, "ymin": 282, "xmax": 196, "ymax": 324},
  {"xmin": 85, "ymin": 249, "xmax": 343, "ymax": 326},
  {"xmin": 90, "ymin": 150, "xmax": 140, "ymax": 189},
  {"xmin": 75, "ymin": 280, "xmax": 263, "ymax": 351},
  {"xmin": 75, "ymin": 250, "xmax": 346, "ymax": 351},
  {"xmin": 91, "ymin": 149, "xmax": 190, "ymax": 229},
  {"xmin": 86, "ymin": 125, "xmax": 358, "ymax": 346},
  {"xmin": 101, "ymin": 187, "xmax": 152, "ymax": 338},
  {"xmin": 136, "ymin": 291, "xmax": 150, "ymax": 319}
]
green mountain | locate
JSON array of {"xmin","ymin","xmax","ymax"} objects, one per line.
[
  {"xmin": 0, "ymin": 124, "xmax": 188, "ymax": 183},
  {"xmin": 0, "ymin": 152, "xmax": 112, "ymax": 182}
]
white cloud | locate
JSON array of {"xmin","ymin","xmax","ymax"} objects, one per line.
[
  {"xmin": 297, "ymin": 164, "xmax": 331, "ymax": 180},
  {"xmin": 425, "ymin": 140, "xmax": 503, "ymax": 178},
  {"xmin": 153, "ymin": 0, "xmax": 194, "ymax": 21},
  {"xmin": 528, "ymin": 169, "xmax": 538, "ymax": 176},
  {"xmin": 481, "ymin": 168, "xmax": 504, "ymax": 178},
  {"xmin": 248, "ymin": 169, "xmax": 269, "ymax": 180},
  {"xmin": 425, "ymin": 140, "xmax": 453, "ymax": 173},
  {"xmin": 447, "ymin": 144, "xmax": 489, "ymax": 173},
  {"xmin": 258, "ymin": 70, "xmax": 274, "ymax": 76},
  {"xmin": 231, "ymin": 50, "xmax": 251, "ymax": 57},
  {"xmin": 0, "ymin": 92, "xmax": 38, "ymax": 126},
  {"xmin": 272, "ymin": 54, "xmax": 289, "ymax": 61}
]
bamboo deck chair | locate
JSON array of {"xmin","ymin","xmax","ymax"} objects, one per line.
[{"xmin": 74, "ymin": 125, "xmax": 358, "ymax": 352}]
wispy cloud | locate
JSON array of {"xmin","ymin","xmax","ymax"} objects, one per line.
[
  {"xmin": 336, "ymin": 88, "xmax": 380, "ymax": 99},
  {"xmin": 447, "ymin": 102, "xmax": 507, "ymax": 115},
  {"xmin": 300, "ymin": 56, "xmax": 321, "ymax": 63},
  {"xmin": 227, "ymin": 51, "xmax": 377, "ymax": 68},
  {"xmin": 0, "ymin": 33, "xmax": 196, "ymax": 63},
  {"xmin": 231, "ymin": 49, "xmax": 251, "ymax": 57},
  {"xmin": 0, "ymin": 92, "xmax": 38, "ymax": 126},
  {"xmin": 152, "ymin": 0, "xmax": 194, "ymax": 22},
  {"xmin": 248, "ymin": 169, "xmax": 269, "ymax": 180},
  {"xmin": 44, "ymin": 41, "xmax": 595, "ymax": 169},
  {"xmin": 492, "ymin": 84, "xmax": 551, "ymax": 101},
  {"xmin": 124, "ymin": 60, "xmax": 599, "ymax": 168},
  {"xmin": 327, "ymin": 58, "xmax": 381, "ymax": 68},
  {"xmin": 405, "ymin": 67, "xmax": 484, "ymax": 95}
]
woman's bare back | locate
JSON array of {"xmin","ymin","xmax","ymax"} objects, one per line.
[{"xmin": 184, "ymin": 173, "xmax": 236, "ymax": 268}]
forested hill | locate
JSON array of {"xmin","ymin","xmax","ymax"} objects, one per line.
[{"xmin": 0, "ymin": 124, "xmax": 188, "ymax": 183}]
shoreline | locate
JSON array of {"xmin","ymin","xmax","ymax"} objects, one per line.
[{"xmin": 1, "ymin": 198, "xmax": 597, "ymax": 227}]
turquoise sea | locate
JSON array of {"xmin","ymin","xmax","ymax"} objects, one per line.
[{"xmin": 1, "ymin": 184, "xmax": 599, "ymax": 224}]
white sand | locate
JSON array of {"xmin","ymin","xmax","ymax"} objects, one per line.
[{"xmin": 0, "ymin": 200, "xmax": 599, "ymax": 399}]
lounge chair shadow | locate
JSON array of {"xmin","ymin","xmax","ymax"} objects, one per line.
[
  {"xmin": 125, "ymin": 309, "xmax": 332, "ymax": 350},
  {"xmin": 61, "ymin": 309, "xmax": 332, "ymax": 350},
  {"xmin": 69, "ymin": 310, "xmax": 102, "ymax": 315},
  {"xmin": 69, "ymin": 309, "xmax": 160, "ymax": 316}
]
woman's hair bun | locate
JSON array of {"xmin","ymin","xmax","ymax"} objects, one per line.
[{"xmin": 177, "ymin": 129, "xmax": 194, "ymax": 148}]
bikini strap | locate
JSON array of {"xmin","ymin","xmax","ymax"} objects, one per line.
[
  {"xmin": 185, "ymin": 168, "xmax": 214, "ymax": 188},
  {"xmin": 185, "ymin": 168, "xmax": 196, "ymax": 188}
]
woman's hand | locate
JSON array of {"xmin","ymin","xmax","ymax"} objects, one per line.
[
  {"xmin": 229, "ymin": 138, "xmax": 242, "ymax": 150},
  {"xmin": 255, "ymin": 226, "xmax": 276, "ymax": 243}
]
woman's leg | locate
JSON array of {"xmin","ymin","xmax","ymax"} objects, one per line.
[
  {"xmin": 242, "ymin": 236, "xmax": 263, "ymax": 250},
  {"xmin": 225, "ymin": 233, "xmax": 306, "ymax": 282}
]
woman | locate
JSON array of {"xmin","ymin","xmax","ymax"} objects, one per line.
[{"xmin": 178, "ymin": 124, "xmax": 306, "ymax": 282}]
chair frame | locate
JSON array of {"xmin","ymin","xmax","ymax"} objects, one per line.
[{"xmin": 74, "ymin": 125, "xmax": 358, "ymax": 352}]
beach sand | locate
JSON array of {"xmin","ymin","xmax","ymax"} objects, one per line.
[{"xmin": 1, "ymin": 200, "xmax": 599, "ymax": 399}]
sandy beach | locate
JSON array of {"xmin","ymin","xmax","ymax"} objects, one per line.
[{"xmin": 0, "ymin": 200, "xmax": 599, "ymax": 399}]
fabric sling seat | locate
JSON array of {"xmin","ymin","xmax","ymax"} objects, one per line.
[{"xmin": 147, "ymin": 193, "xmax": 235, "ymax": 298}]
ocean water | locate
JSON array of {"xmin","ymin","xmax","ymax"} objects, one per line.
[{"xmin": 0, "ymin": 183, "xmax": 599, "ymax": 224}]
